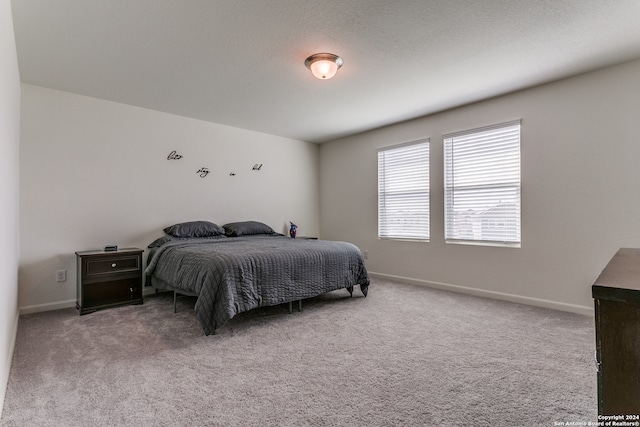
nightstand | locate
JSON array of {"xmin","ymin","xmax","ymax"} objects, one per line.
[{"xmin": 75, "ymin": 248, "xmax": 144, "ymax": 315}]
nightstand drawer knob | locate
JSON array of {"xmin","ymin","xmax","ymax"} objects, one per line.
[{"xmin": 111, "ymin": 263, "xmax": 117, "ymax": 268}]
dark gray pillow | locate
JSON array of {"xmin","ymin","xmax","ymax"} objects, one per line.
[
  {"xmin": 148, "ymin": 234, "xmax": 226, "ymax": 248},
  {"xmin": 163, "ymin": 221, "xmax": 225, "ymax": 238},
  {"xmin": 148, "ymin": 235, "xmax": 176, "ymax": 248},
  {"xmin": 223, "ymin": 221, "xmax": 276, "ymax": 237}
]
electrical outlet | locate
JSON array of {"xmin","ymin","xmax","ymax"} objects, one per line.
[
  {"xmin": 56, "ymin": 269, "xmax": 67, "ymax": 282},
  {"xmin": 363, "ymin": 250, "xmax": 368, "ymax": 259}
]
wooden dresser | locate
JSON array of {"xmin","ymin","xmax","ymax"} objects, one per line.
[
  {"xmin": 592, "ymin": 248, "xmax": 640, "ymax": 417},
  {"xmin": 76, "ymin": 248, "xmax": 144, "ymax": 314}
]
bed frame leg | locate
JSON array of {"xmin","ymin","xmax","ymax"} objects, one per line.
[
  {"xmin": 288, "ymin": 301, "xmax": 302, "ymax": 313},
  {"xmin": 347, "ymin": 286, "xmax": 354, "ymax": 297},
  {"xmin": 174, "ymin": 291, "xmax": 177, "ymax": 313}
]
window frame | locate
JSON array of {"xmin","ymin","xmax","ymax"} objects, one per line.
[
  {"xmin": 443, "ymin": 120, "xmax": 521, "ymax": 248},
  {"xmin": 377, "ymin": 139, "xmax": 430, "ymax": 242}
]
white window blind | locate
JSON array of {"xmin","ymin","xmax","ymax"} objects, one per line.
[
  {"xmin": 378, "ymin": 140, "xmax": 429, "ymax": 240},
  {"xmin": 444, "ymin": 121, "xmax": 521, "ymax": 246}
]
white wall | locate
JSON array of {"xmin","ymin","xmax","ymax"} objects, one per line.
[
  {"xmin": 19, "ymin": 84, "xmax": 320, "ymax": 312},
  {"xmin": 0, "ymin": 0, "xmax": 21, "ymax": 416},
  {"xmin": 320, "ymin": 59, "xmax": 640, "ymax": 314}
]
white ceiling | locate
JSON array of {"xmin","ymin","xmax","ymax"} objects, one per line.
[{"xmin": 10, "ymin": 0, "xmax": 640, "ymax": 143}]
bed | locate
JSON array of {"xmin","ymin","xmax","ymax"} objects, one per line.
[{"xmin": 145, "ymin": 221, "xmax": 370, "ymax": 335}]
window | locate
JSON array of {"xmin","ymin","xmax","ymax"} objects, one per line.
[
  {"xmin": 378, "ymin": 140, "xmax": 429, "ymax": 240},
  {"xmin": 444, "ymin": 121, "xmax": 521, "ymax": 246}
]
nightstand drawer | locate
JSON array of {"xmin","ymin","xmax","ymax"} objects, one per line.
[{"xmin": 85, "ymin": 255, "xmax": 140, "ymax": 276}]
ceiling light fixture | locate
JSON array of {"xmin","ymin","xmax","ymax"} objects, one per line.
[{"xmin": 304, "ymin": 53, "xmax": 343, "ymax": 80}]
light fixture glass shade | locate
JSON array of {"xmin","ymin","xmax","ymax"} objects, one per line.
[
  {"xmin": 305, "ymin": 53, "xmax": 343, "ymax": 80},
  {"xmin": 310, "ymin": 60, "xmax": 338, "ymax": 79}
]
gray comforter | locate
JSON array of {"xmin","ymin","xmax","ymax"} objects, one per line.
[{"xmin": 145, "ymin": 235, "xmax": 369, "ymax": 335}]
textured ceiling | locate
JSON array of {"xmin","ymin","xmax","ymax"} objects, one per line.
[{"xmin": 10, "ymin": 0, "xmax": 640, "ymax": 143}]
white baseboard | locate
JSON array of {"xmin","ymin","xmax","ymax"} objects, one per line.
[
  {"xmin": 369, "ymin": 272, "xmax": 594, "ymax": 317},
  {"xmin": 19, "ymin": 299, "xmax": 76, "ymax": 315},
  {"xmin": 20, "ymin": 289, "xmax": 158, "ymax": 315},
  {"xmin": 0, "ymin": 310, "xmax": 19, "ymax": 419}
]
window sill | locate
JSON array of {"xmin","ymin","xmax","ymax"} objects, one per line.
[
  {"xmin": 378, "ymin": 237, "xmax": 430, "ymax": 243},
  {"xmin": 445, "ymin": 240, "xmax": 520, "ymax": 248}
]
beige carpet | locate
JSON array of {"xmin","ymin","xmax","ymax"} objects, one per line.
[{"xmin": 1, "ymin": 279, "xmax": 596, "ymax": 426}]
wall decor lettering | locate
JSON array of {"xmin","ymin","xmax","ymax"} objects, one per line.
[
  {"xmin": 229, "ymin": 172, "xmax": 236, "ymax": 176},
  {"xmin": 252, "ymin": 163, "xmax": 263, "ymax": 170},
  {"xmin": 167, "ymin": 150, "xmax": 183, "ymax": 160},
  {"xmin": 197, "ymin": 168, "xmax": 210, "ymax": 178}
]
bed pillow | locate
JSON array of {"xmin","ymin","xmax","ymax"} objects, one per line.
[
  {"xmin": 223, "ymin": 221, "xmax": 276, "ymax": 237},
  {"xmin": 148, "ymin": 234, "xmax": 226, "ymax": 248},
  {"xmin": 147, "ymin": 235, "xmax": 176, "ymax": 248},
  {"xmin": 163, "ymin": 221, "xmax": 225, "ymax": 238}
]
